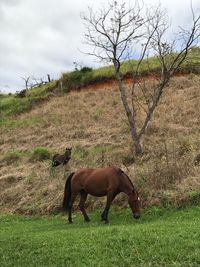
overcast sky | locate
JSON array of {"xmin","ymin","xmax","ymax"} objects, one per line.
[{"xmin": 0, "ymin": 0, "xmax": 199, "ymax": 93}]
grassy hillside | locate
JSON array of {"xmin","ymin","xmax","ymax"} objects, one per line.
[
  {"xmin": 0, "ymin": 72, "xmax": 200, "ymax": 214},
  {"xmin": 1, "ymin": 206, "xmax": 200, "ymax": 267}
]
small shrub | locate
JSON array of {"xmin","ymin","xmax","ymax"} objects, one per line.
[
  {"xmin": 91, "ymin": 145, "xmax": 112, "ymax": 155},
  {"xmin": 135, "ymin": 174, "xmax": 148, "ymax": 188},
  {"xmin": 72, "ymin": 147, "xmax": 89, "ymax": 160},
  {"xmin": 4, "ymin": 150, "xmax": 23, "ymax": 163},
  {"xmin": 61, "ymin": 66, "xmax": 93, "ymax": 91},
  {"xmin": 92, "ymin": 108, "xmax": 105, "ymax": 121},
  {"xmin": 0, "ymin": 117, "xmax": 42, "ymax": 128},
  {"xmin": 31, "ymin": 147, "xmax": 51, "ymax": 161},
  {"xmin": 145, "ymin": 158, "xmax": 185, "ymax": 190},
  {"xmin": 89, "ymin": 145, "xmax": 113, "ymax": 167},
  {"xmin": 187, "ymin": 191, "xmax": 200, "ymax": 205},
  {"xmin": 122, "ymin": 154, "xmax": 135, "ymax": 165},
  {"xmin": 15, "ymin": 89, "xmax": 27, "ymax": 98},
  {"xmin": 80, "ymin": 66, "xmax": 93, "ymax": 73},
  {"xmin": 177, "ymin": 138, "xmax": 192, "ymax": 156}
]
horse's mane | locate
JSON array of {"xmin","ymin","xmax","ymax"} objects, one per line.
[{"xmin": 120, "ymin": 169, "xmax": 135, "ymax": 189}]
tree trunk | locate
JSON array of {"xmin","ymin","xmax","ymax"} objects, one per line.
[
  {"xmin": 115, "ymin": 72, "xmax": 143, "ymax": 155},
  {"xmin": 133, "ymin": 138, "xmax": 143, "ymax": 155}
]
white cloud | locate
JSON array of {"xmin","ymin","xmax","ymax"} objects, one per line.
[{"xmin": 0, "ymin": 0, "xmax": 199, "ymax": 93}]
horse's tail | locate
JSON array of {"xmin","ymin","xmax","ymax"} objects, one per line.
[{"xmin": 63, "ymin": 172, "xmax": 75, "ymax": 212}]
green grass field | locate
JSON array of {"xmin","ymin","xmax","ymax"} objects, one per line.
[{"xmin": 1, "ymin": 206, "xmax": 200, "ymax": 267}]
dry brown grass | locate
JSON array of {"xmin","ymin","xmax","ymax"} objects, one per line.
[{"xmin": 0, "ymin": 75, "xmax": 200, "ymax": 214}]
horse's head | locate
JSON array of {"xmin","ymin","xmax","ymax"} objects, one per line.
[
  {"xmin": 65, "ymin": 147, "xmax": 72, "ymax": 158},
  {"xmin": 128, "ymin": 189, "xmax": 140, "ymax": 219}
]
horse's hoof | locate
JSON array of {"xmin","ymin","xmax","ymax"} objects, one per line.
[
  {"xmin": 103, "ymin": 220, "xmax": 109, "ymax": 224},
  {"xmin": 68, "ymin": 221, "xmax": 73, "ymax": 224}
]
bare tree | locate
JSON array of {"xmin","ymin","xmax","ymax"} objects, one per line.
[
  {"xmin": 30, "ymin": 75, "xmax": 47, "ymax": 88},
  {"xmin": 21, "ymin": 76, "xmax": 31, "ymax": 90},
  {"xmin": 47, "ymin": 74, "xmax": 51, "ymax": 83},
  {"xmin": 81, "ymin": 0, "xmax": 200, "ymax": 155},
  {"xmin": 21, "ymin": 75, "xmax": 50, "ymax": 90}
]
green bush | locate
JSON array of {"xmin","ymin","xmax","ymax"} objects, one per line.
[
  {"xmin": 4, "ymin": 150, "xmax": 23, "ymax": 163},
  {"xmin": 0, "ymin": 117, "xmax": 43, "ymax": 128},
  {"xmin": 122, "ymin": 154, "xmax": 135, "ymax": 165},
  {"xmin": 16, "ymin": 89, "xmax": 27, "ymax": 98},
  {"xmin": 0, "ymin": 96, "xmax": 29, "ymax": 116},
  {"xmin": 0, "ymin": 81, "xmax": 57, "ymax": 119},
  {"xmin": 72, "ymin": 147, "xmax": 89, "ymax": 160},
  {"xmin": 31, "ymin": 147, "xmax": 51, "ymax": 161},
  {"xmin": 61, "ymin": 66, "xmax": 93, "ymax": 91},
  {"xmin": 187, "ymin": 191, "xmax": 200, "ymax": 205}
]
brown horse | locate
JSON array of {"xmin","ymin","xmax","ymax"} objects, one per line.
[
  {"xmin": 63, "ymin": 166, "xmax": 140, "ymax": 223},
  {"xmin": 52, "ymin": 147, "xmax": 72, "ymax": 167}
]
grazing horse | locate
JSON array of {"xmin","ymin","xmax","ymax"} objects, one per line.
[
  {"xmin": 52, "ymin": 147, "xmax": 72, "ymax": 167},
  {"xmin": 63, "ymin": 166, "xmax": 140, "ymax": 223}
]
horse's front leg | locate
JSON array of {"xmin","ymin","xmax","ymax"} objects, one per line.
[
  {"xmin": 79, "ymin": 191, "xmax": 90, "ymax": 222},
  {"xmin": 101, "ymin": 191, "xmax": 117, "ymax": 223}
]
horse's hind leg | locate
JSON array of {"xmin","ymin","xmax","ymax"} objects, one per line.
[
  {"xmin": 68, "ymin": 192, "xmax": 78, "ymax": 224},
  {"xmin": 79, "ymin": 191, "xmax": 90, "ymax": 222}
]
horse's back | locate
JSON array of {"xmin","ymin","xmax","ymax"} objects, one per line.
[
  {"xmin": 52, "ymin": 153, "xmax": 59, "ymax": 160},
  {"xmin": 71, "ymin": 166, "xmax": 123, "ymax": 196}
]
